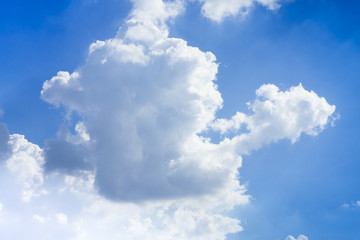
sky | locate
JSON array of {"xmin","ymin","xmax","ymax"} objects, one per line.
[{"xmin": 0, "ymin": 0, "xmax": 359, "ymax": 239}]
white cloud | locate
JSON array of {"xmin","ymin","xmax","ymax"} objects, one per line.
[
  {"xmin": 33, "ymin": 214, "xmax": 49, "ymax": 224},
  {"xmin": 0, "ymin": 0, "xmax": 336, "ymax": 239},
  {"xmin": 0, "ymin": 159, "xmax": 244, "ymax": 239},
  {"xmin": 39, "ymin": 0, "xmax": 322, "ymax": 206},
  {"xmin": 37, "ymin": 0, "xmax": 336, "ymax": 238},
  {"xmin": 41, "ymin": 71, "xmax": 83, "ymax": 109},
  {"xmin": 212, "ymin": 83, "xmax": 336, "ymax": 154},
  {"xmin": 6, "ymin": 134, "xmax": 45, "ymax": 202},
  {"xmin": 56, "ymin": 212, "xmax": 68, "ymax": 224},
  {"xmin": 285, "ymin": 235, "xmax": 309, "ymax": 240},
  {"xmin": 198, "ymin": 0, "xmax": 282, "ymax": 22},
  {"xmin": 130, "ymin": 0, "xmax": 184, "ymax": 23},
  {"xmin": 0, "ymin": 202, "xmax": 3, "ymax": 212},
  {"xmin": 41, "ymin": 0, "xmax": 227, "ymax": 202},
  {"xmin": 70, "ymin": 197, "xmax": 243, "ymax": 240}
]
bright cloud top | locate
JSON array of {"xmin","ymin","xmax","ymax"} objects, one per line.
[
  {"xmin": 198, "ymin": 0, "xmax": 282, "ymax": 22},
  {"xmin": 0, "ymin": 0, "xmax": 336, "ymax": 239}
]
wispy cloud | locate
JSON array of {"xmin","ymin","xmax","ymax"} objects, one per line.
[
  {"xmin": 341, "ymin": 201, "xmax": 360, "ymax": 209},
  {"xmin": 285, "ymin": 235, "xmax": 309, "ymax": 240}
]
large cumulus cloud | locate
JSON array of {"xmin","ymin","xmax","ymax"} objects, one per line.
[
  {"xmin": 41, "ymin": 0, "xmax": 335, "ymax": 204},
  {"xmin": 41, "ymin": 0, "xmax": 226, "ymax": 201},
  {"xmin": 0, "ymin": 0, "xmax": 336, "ymax": 239}
]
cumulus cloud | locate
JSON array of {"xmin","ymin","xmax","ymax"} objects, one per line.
[
  {"xmin": 0, "ymin": 0, "xmax": 336, "ymax": 239},
  {"xmin": 6, "ymin": 134, "xmax": 46, "ymax": 202},
  {"xmin": 38, "ymin": 1, "xmax": 336, "ymax": 238},
  {"xmin": 212, "ymin": 83, "xmax": 336, "ymax": 154},
  {"xmin": 285, "ymin": 235, "xmax": 309, "ymax": 240},
  {"xmin": 198, "ymin": 0, "xmax": 282, "ymax": 22},
  {"xmin": 40, "ymin": 0, "xmax": 336, "ymax": 204},
  {"xmin": 41, "ymin": 0, "xmax": 227, "ymax": 201}
]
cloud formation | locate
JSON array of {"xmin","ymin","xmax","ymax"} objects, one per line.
[
  {"xmin": 212, "ymin": 83, "xmax": 336, "ymax": 154},
  {"xmin": 41, "ymin": 0, "xmax": 226, "ymax": 201},
  {"xmin": 285, "ymin": 235, "xmax": 309, "ymax": 240},
  {"xmin": 0, "ymin": 0, "xmax": 336, "ymax": 239},
  {"xmin": 6, "ymin": 134, "xmax": 45, "ymax": 202},
  {"xmin": 40, "ymin": 0, "xmax": 335, "ymax": 204},
  {"xmin": 198, "ymin": 0, "xmax": 282, "ymax": 22}
]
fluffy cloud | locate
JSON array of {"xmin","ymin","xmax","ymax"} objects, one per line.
[
  {"xmin": 38, "ymin": 0, "xmax": 336, "ymax": 238},
  {"xmin": 6, "ymin": 134, "xmax": 46, "ymax": 202},
  {"xmin": 0, "ymin": 0, "xmax": 336, "ymax": 239},
  {"xmin": 198, "ymin": 0, "xmax": 282, "ymax": 22},
  {"xmin": 70, "ymin": 197, "xmax": 243, "ymax": 240},
  {"xmin": 212, "ymin": 83, "xmax": 336, "ymax": 154},
  {"xmin": 0, "ymin": 163, "xmax": 244, "ymax": 240},
  {"xmin": 41, "ymin": 0, "xmax": 227, "ymax": 202},
  {"xmin": 41, "ymin": 15, "xmax": 335, "ymax": 204},
  {"xmin": 285, "ymin": 235, "xmax": 309, "ymax": 240}
]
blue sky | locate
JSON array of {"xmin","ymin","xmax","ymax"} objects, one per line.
[{"xmin": 0, "ymin": 0, "xmax": 359, "ymax": 239}]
